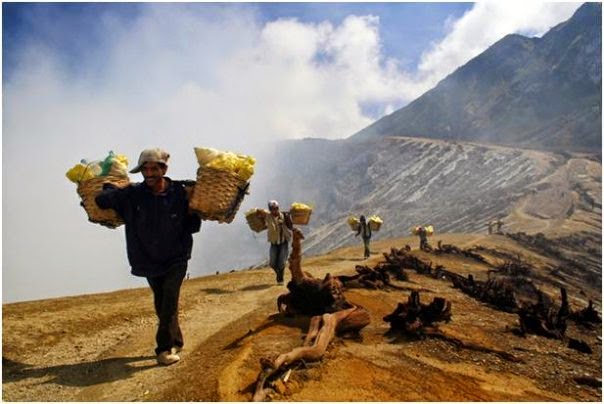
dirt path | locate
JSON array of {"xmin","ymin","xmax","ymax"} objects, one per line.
[{"xmin": 2, "ymin": 247, "xmax": 365, "ymax": 402}]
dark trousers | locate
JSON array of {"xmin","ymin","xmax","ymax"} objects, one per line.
[
  {"xmin": 362, "ymin": 237, "xmax": 371, "ymax": 258},
  {"xmin": 269, "ymin": 242, "xmax": 289, "ymax": 282},
  {"xmin": 147, "ymin": 263, "xmax": 187, "ymax": 355},
  {"xmin": 420, "ymin": 236, "xmax": 428, "ymax": 251}
]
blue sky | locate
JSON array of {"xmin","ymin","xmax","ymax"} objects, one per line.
[
  {"xmin": 3, "ymin": 2, "xmax": 472, "ymax": 82},
  {"xmin": 2, "ymin": 2, "xmax": 583, "ymax": 302}
]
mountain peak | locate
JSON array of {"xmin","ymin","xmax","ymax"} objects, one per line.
[{"xmin": 352, "ymin": 2, "xmax": 601, "ymax": 152}]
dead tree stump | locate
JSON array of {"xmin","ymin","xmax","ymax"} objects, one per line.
[
  {"xmin": 383, "ymin": 291, "xmax": 452, "ymax": 335},
  {"xmin": 517, "ymin": 287, "xmax": 569, "ymax": 339},
  {"xmin": 337, "ymin": 263, "xmax": 405, "ymax": 290},
  {"xmin": 570, "ymin": 300, "xmax": 602, "ymax": 327},
  {"xmin": 255, "ymin": 227, "xmax": 370, "ymax": 401}
]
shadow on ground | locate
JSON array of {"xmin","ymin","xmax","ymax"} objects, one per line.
[{"xmin": 2, "ymin": 355, "xmax": 156, "ymax": 387}]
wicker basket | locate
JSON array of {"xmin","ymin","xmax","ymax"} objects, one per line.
[
  {"xmin": 77, "ymin": 176, "xmax": 130, "ymax": 228},
  {"xmin": 347, "ymin": 216, "xmax": 360, "ymax": 231},
  {"xmin": 245, "ymin": 209, "xmax": 267, "ymax": 233},
  {"xmin": 368, "ymin": 220, "xmax": 382, "ymax": 232},
  {"xmin": 189, "ymin": 166, "xmax": 250, "ymax": 223},
  {"xmin": 290, "ymin": 207, "xmax": 312, "ymax": 225}
]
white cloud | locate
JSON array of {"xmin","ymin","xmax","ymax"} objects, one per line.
[{"xmin": 417, "ymin": 2, "xmax": 581, "ymax": 86}]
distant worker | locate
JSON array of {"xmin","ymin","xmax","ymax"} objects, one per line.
[
  {"xmin": 355, "ymin": 215, "xmax": 372, "ymax": 259},
  {"xmin": 263, "ymin": 200, "xmax": 293, "ymax": 284},
  {"xmin": 495, "ymin": 219, "xmax": 504, "ymax": 234},
  {"xmin": 95, "ymin": 148, "xmax": 201, "ymax": 366},
  {"xmin": 417, "ymin": 226, "xmax": 430, "ymax": 251},
  {"xmin": 487, "ymin": 221, "xmax": 493, "ymax": 235}
]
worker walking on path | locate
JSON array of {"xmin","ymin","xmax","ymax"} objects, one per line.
[
  {"xmin": 263, "ymin": 200, "xmax": 293, "ymax": 284},
  {"xmin": 355, "ymin": 215, "xmax": 372, "ymax": 259},
  {"xmin": 414, "ymin": 225, "xmax": 431, "ymax": 251},
  {"xmin": 96, "ymin": 148, "xmax": 201, "ymax": 366}
]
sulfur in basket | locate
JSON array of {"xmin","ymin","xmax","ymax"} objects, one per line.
[
  {"xmin": 347, "ymin": 216, "xmax": 360, "ymax": 231},
  {"xmin": 289, "ymin": 203, "xmax": 312, "ymax": 225},
  {"xmin": 189, "ymin": 166, "xmax": 250, "ymax": 223},
  {"xmin": 368, "ymin": 216, "xmax": 383, "ymax": 231},
  {"xmin": 246, "ymin": 208, "xmax": 268, "ymax": 232},
  {"xmin": 77, "ymin": 176, "xmax": 130, "ymax": 228}
]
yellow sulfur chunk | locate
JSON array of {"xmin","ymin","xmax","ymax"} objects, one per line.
[
  {"xmin": 206, "ymin": 152, "xmax": 256, "ymax": 181},
  {"xmin": 290, "ymin": 202, "xmax": 312, "ymax": 211},
  {"xmin": 65, "ymin": 163, "xmax": 101, "ymax": 183},
  {"xmin": 368, "ymin": 215, "xmax": 383, "ymax": 224},
  {"xmin": 411, "ymin": 225, "xmax": 434, "ymax": 236}
]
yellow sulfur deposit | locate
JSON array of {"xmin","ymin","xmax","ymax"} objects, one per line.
[
  {"xmin": 411, "ymin": 225, "xmax": 434, "ymax": 236},
  {"xmin": 66, "ymin": 151, "xmax": 129, "ymax": 184},
  {"xmin": 290, "ymin": 202, "xmax": 312, "ymax": 211},
  {"xmin": 368, "ymin": 215, "xmax": 383, "ymax": 231},
  {"xmin": 347, "ymin": 216, "xmax": 360, "ymax": 231},
  {"xmin": 289, "ymin": 202, "xmax": 312, "ymax": 225},
  {"xmin": 368, "ymin": 215, "xmax": 383, "ymax": 224},
  {"xmin": 65, "ymin": 162, "xmax": 101, "ymax": 183},
  {"xmin": 194, "ymin": 147, "xmax": 256, "ymax": 181},
  {"xmin": 425, "ymin": 225, "xmax": 434, "ymax": 236},
  {"xmin": 107, "ymin": 154, "xmax": 129, "ymax": 177}
]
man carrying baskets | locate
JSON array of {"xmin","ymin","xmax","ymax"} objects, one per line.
[
  {"xmin": 95, "ymin": 148, "xmax": 201, "ymax": 366},
  {"xmin": 264, "ymin": 200, "xmax": 293, "ymax": 284},
  {"xmin": 355, "ymin": 215, "xmax": 372, "ymax": 259}
]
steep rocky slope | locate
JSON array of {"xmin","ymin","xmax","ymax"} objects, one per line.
[
  {"xmin": 352, "ymin": 3, "xmax": 601, "ymax": 152},
  {"xmin": 263, "ymin": 136, "xmax": 601, "ymax": 277}
]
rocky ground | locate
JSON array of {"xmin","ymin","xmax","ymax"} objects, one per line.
[{"xmin": 2, "ymin": 233, "xmax": 602, "ymax": 402}]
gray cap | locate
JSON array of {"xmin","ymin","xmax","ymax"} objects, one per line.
[{"xmin": 129, "ymin": 148, "xmax": 170, "ymax": 173}]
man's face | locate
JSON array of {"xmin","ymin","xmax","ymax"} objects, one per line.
[
  {"xmin": 141, "ymin": 162, "xmax": 167, "ymax": 187},
  {"xmin": 270, "ymin": 205, "xmax": 280, "ymax": 217}
]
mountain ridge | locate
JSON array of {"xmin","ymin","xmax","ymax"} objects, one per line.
[
  {"xmin": 351, "ymin": 2, "xmax": 602, "ymax": 152},
  {"xmin": 263, "ymin": 136, "xmax": 601, "ymax": 277}
]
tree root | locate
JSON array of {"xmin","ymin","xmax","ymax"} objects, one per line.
[{"xmin": 253, "ymin": 306, "xmax": 369, "ymax": 401}]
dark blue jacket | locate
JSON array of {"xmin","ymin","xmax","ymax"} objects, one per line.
[{"xmin": 95, "ymin": 178, "xmax": 201, "ymax": 277}]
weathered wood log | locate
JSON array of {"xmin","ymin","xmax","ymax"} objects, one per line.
[
  {"xmin": 253, "ymin": 306, "xmax": 370, "ymax": 401},
  {"xmin": 337, "ymin": 265, "xmax": 394, "ymax": 290},
  {"xmin": 278, "ymin": 273, "xmax": 350, "ymax": 316},
  {"xmin": 517, "ymin": 287, "xmax": 569, "ymax": 339},
  {"xmin": 255, "ymin": 227, "xmax": 371, "ymax": 401},
  {"xmin": 434, "ymin": 241, "xmax": 489, "ymax": 263},
  {"xmin": 570, "ymin": 300, "xmax": 602, "ymax": 326},
  {"xmin": 383, "ymin": 248, "xmax": 434, "ymax": 274},
  {"xmin": 488, "ymin": 259, "xmax": 534, "ymax": 278},
  {"xmin": 288, "ymin": 227, "xmax": 306, "ymax": 283},
  {"xmin": 383, "ymin": 291, "xmax": 451, "ymax": 334},
  {"xmin": 452, "ymin": 273, "xmax": 547, "ymax": 314}
]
